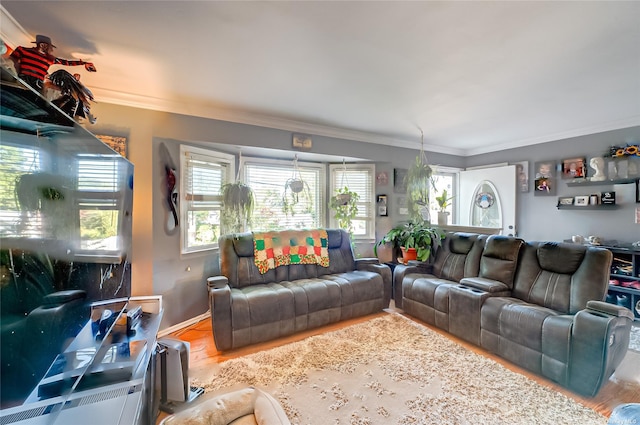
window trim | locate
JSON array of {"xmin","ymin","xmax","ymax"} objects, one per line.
[{"xmin": 179, "ymin": 144, "xmax": 234, "ymax": 255}]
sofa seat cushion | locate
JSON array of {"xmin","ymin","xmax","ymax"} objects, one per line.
[
  {"xmin": 322, "ymin": 271, "xmax": 385, "ymax": 304},
  {"xmin": 481, "ymin": 297, "xmax": 559, "ymax": 352},
  {"xmin": 404, "ymin": 277, "xmax": 457, "ymax": 314}
]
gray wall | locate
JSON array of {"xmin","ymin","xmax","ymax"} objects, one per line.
[
  {"xmin": 466, "ymin": 127, "xmax": 640, "ymax": 242},
  {"xmin": 89, "ymin": 101, "xmax": 640, "ymax": 328}
]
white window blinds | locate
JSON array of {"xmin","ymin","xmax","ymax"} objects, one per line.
[
  {"xmin": 0, "ymin": 143, "xmax": 42, "ymax": 237},
  {"xmin": 243, "ymin": 158, "xmax": 325, "ymax": 231},
  {"xmin": 180, "ymin": 145, "xmax": 233, "ymax": 253},
  {"xmin": 76, "ymin": 154, "xmax": 121, "ymax": 251}
]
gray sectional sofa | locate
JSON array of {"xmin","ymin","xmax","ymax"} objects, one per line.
[
  {"xmin": 207, "ymin": 229, "xmax": 391, "ymax": 351},
  {"xmin": 394, "ymin": 232, "xmax": 634, "ymax": 397}
]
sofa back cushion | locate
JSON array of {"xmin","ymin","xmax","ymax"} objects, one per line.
[
  {"xmin": 512, "ymin": 242, "xmax": 612, "ymax": 314},
  {"xmin": 432, "ymin": 232, "xmax": 486, "ymax": 282},
  {"xmin": 478, "ymin": 235, "xmax": 524, "ymax": 289},
  {"xmin": 219, "ymin": 229, "xmax": 353, "ymax": 288},
  {"xmin": 317, "ymin": 229, "xmax": 355, "ymax": 276}
]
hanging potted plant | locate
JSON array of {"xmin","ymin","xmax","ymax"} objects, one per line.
[
  {"xmin": 374, "ymin": 218, "xmax": 444, "ymax": 264},
  {"xmin": 329, "ymin": 186, "xmax": 359, "ymax": 237},
  {"xmin": 435, "ymin": 189, "xmax": 454, "ymax": 226},
  {"xmin": 406, "ymin": 129, "xmax": 436, "ymax": 222},
  {"xmin": 220, "ymin": 181, "xmax": 254, "ymax": 234},
  {"xmin": 282, "ymin": 155, "xmax": 313, "ymax": 216}
]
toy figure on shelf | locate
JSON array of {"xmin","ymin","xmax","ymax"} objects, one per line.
[
  {"xmin": 48, "ymin": 70, "xmax": 97, "ymax": 123},
  {"xmin": 9, "ymin": 34, "xmax": 96, "ymax": 91},
  {"xmin": 8, "ymin": 34, "xmax": 98, "ymax": 123}
]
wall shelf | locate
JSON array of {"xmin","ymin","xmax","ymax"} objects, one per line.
[
  {"xmin": 566, "ymin": 177, "xmax": 639, "ymax": 187},
  {"xmin": 556, "ymin": 204, "xmax": 619, "ymax": 210}
]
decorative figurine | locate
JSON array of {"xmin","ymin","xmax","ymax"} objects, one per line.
[
  {"xmin": 9, "ymin": 34, "xmax": 98, "ymax": 123},
  {"xmin": 9, "ymin": 34, "xmax": 96, "ymax": 91},
  {"xmin": 589, "ymin": 157, "xmax": 606, "ymax": 181}
]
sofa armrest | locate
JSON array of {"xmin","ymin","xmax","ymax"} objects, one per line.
[
  {"xmin": 354, "ymin": 257, "xmax": 380, "ymax": 266},
  {"xmin": 207, "ymin": 276, "xmax": 233, "ymax": 351},
  {"xmin": 586, "ymin": 300, "xmax": 635, "ymax": 320},
  {"xmin": 458, "ymin": 277, "xmax": 510, "ymax": 294},
  {"xmin": 568, "ymin": 304, "xmax": 633, "ymax": 396},
  {"xmin": 207, "ymin": 275, "xmax": 229, "ymax": 289},
  {"xmin": 392, "ymin": 263, "xmax": 433, "ymax": 309},
  {"xmin": 356, "ymin": 261, "xmax": 392, "ymax": 307}
]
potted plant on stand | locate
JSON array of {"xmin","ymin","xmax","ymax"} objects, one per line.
[
  {"xmin": 374, "ymin": 218, "xmax": 444, "ymax": 264},
  {"xmin": 435, "ymin": 189, "xmax": 454, "ymax": 226}
]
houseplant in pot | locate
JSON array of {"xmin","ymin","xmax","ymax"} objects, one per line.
[
  {"xmin": 406, "ymin": 129, "xmax": 436, "ymax": 221},
  {"xmin": 220, "ymin": 181, "xmax": 254, "ymax": 234},
  {"xmin": 435, "ymin": 189, "xmax": 454, "ymax": 226},
  {"xmin": 374, "ymin": 218, "xmax": 444, "ymax": 264},
  {"xmin": 329, "ymin": 186, "xmax": 359, "ymax": 239}
]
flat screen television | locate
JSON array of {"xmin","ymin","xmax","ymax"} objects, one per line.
[{"xmin": 0, "ymin": 66, "xmax": 134, "ymax": 411}]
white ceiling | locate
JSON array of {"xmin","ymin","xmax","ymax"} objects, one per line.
[{"xmin": 2, "ymin": 1, "xmax": 639, "ymax": 156}]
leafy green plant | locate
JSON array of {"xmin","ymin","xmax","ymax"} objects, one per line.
[
  {"xmin": 220, "ymin": 182, "xmax": 254, "ymax": 234},
  {"xmin": 406, "ymin": 130, "xmax": 436, "ymax": 221},
  {"xmin": 328, "ymin": 186, "xmax": 359, "ymax": 237},
  {"xmin": 374, "ymin": 218, "xmax": 444, "ymax": 262},
  {"xmin": 435, "ymin": 189, "xmax": 454, "ymax": 212}
]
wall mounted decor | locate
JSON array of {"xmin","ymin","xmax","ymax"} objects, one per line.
[
  {"xmin": 394, "ymin": 168, "xmax": 408, "ymax": 194},
  {"xmin": 561, "ymin": 157, "xmax": 586, "ymax": 179},
  {"xmin": 376, "ymin": 171, "xmax": 389, "ymax": 186},
  {"xmin": 558, "ymin": 197, "xmax": 574, "ymax": 206},
  {"xmin": 512, "ymin": 161, "xmax": 529, "ymax": 192},
  {"xmin": 377, "ymin": 195, "xmax": 388, "ymax": 216},
  {"xmin": 292, "ymin": 133, "xmax": 312, "ymax": 150},
  {"xmin": 534, "ymin": 160, "xmax": 557, "ymax": 196},
  {"xmin": 96, "ymin": 134, "xmax": 127, "ymax": 158}
]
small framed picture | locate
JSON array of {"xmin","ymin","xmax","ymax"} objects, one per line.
[
  {"xmin": 574, "ymin": 195, "xmax": 589, "ymax": 206},
  {"xmin": 377, "ymin": 195, "xmax": 388, "ymax": 216},
  {"xmin": 512, "ymin": 161, "xmax": 529, "ymax": 193},
  {"xmin": 561, "ymin": 157, "xmax": 586, "ymax": 179},
  {"xmin": 534, "ymin": 160, "xmax": 557, "ymax": 196},
  {"xmin": 394, "ymin": 168, "xmax": 407, "ymax": 194},
  {"xmin": 558, "ymin": 197, "xmax": 574, "ymax": 206}
]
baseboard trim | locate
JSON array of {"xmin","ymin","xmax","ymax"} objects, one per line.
[{"xmin": 158, "ymin": 311, "xmax": 211, "ymax": 338}]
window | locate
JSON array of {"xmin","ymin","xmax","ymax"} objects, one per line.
[
  {"xmin": 329, "ymin": 163, "xmax": 375, "ymax": 240},
  {"xmin": 242, "ymin": 157, "xmax": 325, "ymax": 231},
  {"xmin": 0, "ymin": 142, "xmax": 43, "ymax": 238},
  {"xmin": 1, "ymin": 140, "xmax": 129, "ymax": 258},
  {"xmin": 429, "ymin": 169, "xmax": 458, "ymax": 224},
  {"xmin": 180, "ymin": 145, "xmax": 234, "ymax": 254},
  {"xmin": 76, "ymin": 153, "xmax": 123, "ymax": 253}
]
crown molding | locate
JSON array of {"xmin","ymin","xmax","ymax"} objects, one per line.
[
  {"xmin": 92, "ymin": 86, "xmax": 466, "ymax": 156},
  {"xmin": 465, "ymin": 115, "xmax": 640, "ymax": 156}
]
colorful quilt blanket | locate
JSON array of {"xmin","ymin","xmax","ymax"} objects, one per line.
[{"xmin": 253, "ymin": 229, "xmax": 329, "ymax": 274}]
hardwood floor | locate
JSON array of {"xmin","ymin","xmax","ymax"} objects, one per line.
[{"xmin": 157, "ymin": 307, "xmax": 639, "ymax": 423}]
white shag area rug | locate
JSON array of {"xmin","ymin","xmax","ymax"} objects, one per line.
[{"xmin": 191, "ymin": 312, "xmax": 609, "ymax": 425}]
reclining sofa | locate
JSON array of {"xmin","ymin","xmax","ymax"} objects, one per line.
[
  {"xmin": 394, "ymin": 232, "xmax": 634, "ymax": 397},
  {"xmin": 208, "ymin": 229, "xmax": 391, "ymax": 351}
]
